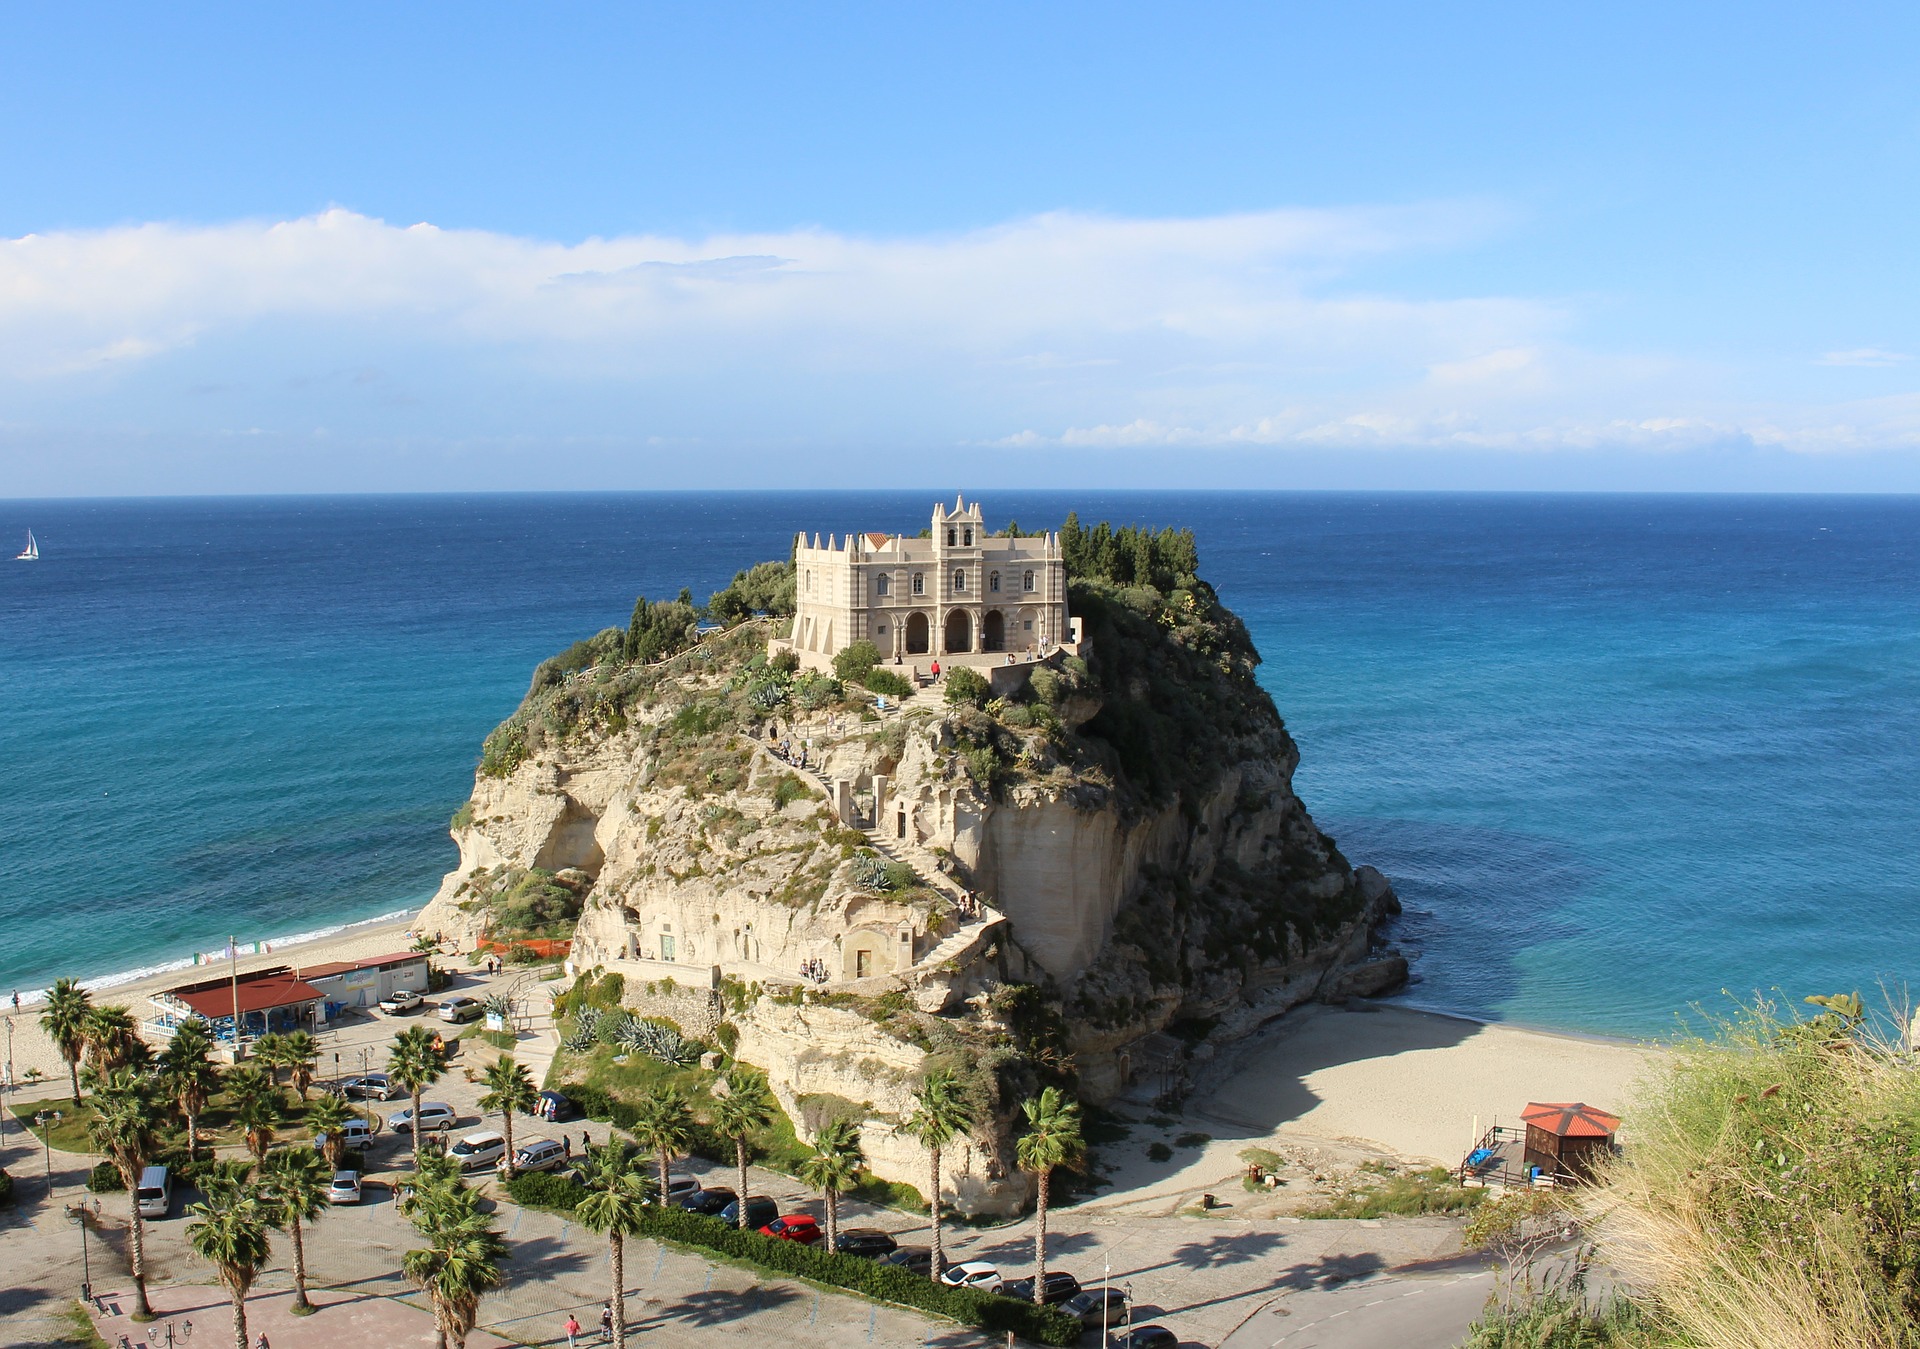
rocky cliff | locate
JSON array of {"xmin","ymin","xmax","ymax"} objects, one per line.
[{"xmin": 420, "ymin": 536, "xmax": 1401, "ymax": 1212}]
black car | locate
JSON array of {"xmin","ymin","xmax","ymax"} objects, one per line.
[
  {"xmin": 716, "ymin": 1195, "xmax": 779, "ymax": 1230},
  {"xmin": 882, "ymin": 1246, "xmax": 932, "ymax": 1277},
  {"xmin": 1062, "ymin": 1287, "xmax": 1129, "ymax": 1329},
  {"xmin": 1000, "ymin": 1271, "xmax": 1082, "ymax": 1305},
  {"xmin": 679, "ymin": 1185, "xmax": 736, "ymax": 1215},
  {"xmin": 834, "ymin": 1228, "xmax": 899, "ymax": 1259},
  {"xmin": 1111, "ymin": 1327, "xmax": 1177, "ymax": 1349},
  {"xmin": 536, "ymin": 1090, "xmax": 577, "ymax": 1122}
]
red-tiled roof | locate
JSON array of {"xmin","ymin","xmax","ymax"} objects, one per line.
[
  {"xmin": 1521, "ymin": 1101, "xmax": 1621, "ymax": 1139},
  {"xmin": 866, "ymin": 533, "xmax": 890, "ymax": 547},
  {"xmin": 300, "ymin": 951, "xmax": 426, "ymax": 980},
  {"xmin": 170, "ymin": 973, "xmax": 323, "ymax": 1019}
]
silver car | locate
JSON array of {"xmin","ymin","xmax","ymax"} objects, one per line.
[{"xmin": 326, "ymin": 1171, "xmax": 363, "ymax": 1205}]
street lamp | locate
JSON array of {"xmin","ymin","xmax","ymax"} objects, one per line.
[
  {"xmin": 147, "ymin": 1318, "xmax": 193, "ymax": 1347},
  {"xmin": 33, "ymin": 1109, "xmax": 60, "ymax": 1198},
  {"xmin": 66, "ymin": 1202, "xmax": 92, "ymax": 1302}
]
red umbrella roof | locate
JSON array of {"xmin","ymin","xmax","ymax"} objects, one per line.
[{"xmin": 1521, "ymin": 1101, "xmax": 1621, "ymax": 1138}]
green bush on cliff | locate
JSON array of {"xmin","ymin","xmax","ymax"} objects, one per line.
[
  {"xmin": 861, "ymin": 667, "xmax": 912, "ymax": 699},
  {"xmin": 707, "ymin": 559, "xmax": 797, "ymax": 625},
  {"xmin": 833, "ymin": 640, "xmax": 883, "ymax": 682}
]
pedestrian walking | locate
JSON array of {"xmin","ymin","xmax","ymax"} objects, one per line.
[
  {"xmin": 10, "ymin": 989, "xmax": 18, "ymax": 1012},
  {"xmin": 256, "ymin": 1334, "xmax": 272, "ymax": 1349},
  {"xmin": 565, "ymin": 1314, "xmax": 581, "ymax": 1347},
  {"xmin": 582, "ymin": 1129, "xmax": 592, "ymax": 1155},
  {"xmin": 563, "ymin": 1134, "xmax": 571, "ymax": 1160},
  {"xmin": 600, "ymin": 1305, "xmax": 614, "ymax": 1342}
]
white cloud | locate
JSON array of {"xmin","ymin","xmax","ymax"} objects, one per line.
[
  {"xmin": 1816, "ymin": 348, "xmax": 1909, "ymax": 367},
  {"xmin": 3, "ymin": 205, "xmax": 1920, "ymax": 486}
]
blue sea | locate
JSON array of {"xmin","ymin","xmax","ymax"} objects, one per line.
[{"xmin": 2, "ymin": 492, "xmax": 1916, "ymax": 1037}]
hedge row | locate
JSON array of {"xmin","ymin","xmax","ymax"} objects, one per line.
[{"xmin": 504, "ymin": 1175, "xmax": 1078, "ymax": 1345}]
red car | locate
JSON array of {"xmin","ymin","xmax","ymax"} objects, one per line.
[{"xmin": 760, "ymin": 1214, "xmax": 823, "ymax": 1244}]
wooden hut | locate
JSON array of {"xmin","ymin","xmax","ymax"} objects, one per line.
[{"xmin": 1520, "ymin": 1101, "xmax": 1620, "ymax": 1180}]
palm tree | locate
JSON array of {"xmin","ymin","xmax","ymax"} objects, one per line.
[
  {"xmin": 797, "ymin": 1118, "xmax": 865, "ymax": 1252},
  {"xmin": 82, "ymin": 1004, "xmax": 145, "ymax": 1077},
  {"xmin": 89, "ymin": 1069, "xmax": 162, "ymax": 1319},
  {"xmin": 1015, "ymin": 1086, "xmax": 1085, "ymax": 1304},
  {"xmin": 629, "ymin": 1084, "xmax": 695, "ymax": 1205},
  {"xmin": 157, "ymin": 1020, "xmax": 221, "ymax": 1152},
  {"xmin": 260, "ymin": 1148, "xmax": 331, "ymax": 1314},
  {"xmin": 251, "ymin": 1031, "xmax": 289, "ymax": 1089},
  {"xmin": 40, "ymin": 977, "xmax": 93, "ymax": 1102},
  {"xmin": 280, "ymin": 1029, "xmax": 321, "ymax": 1101},
  {"xmin": 388, "ymin": 1026, "xmax": 448, "ymax": 1168},
  {"xmin": 478, "ymin": 1056, "xmax": 537, "ymax": 1178},
  {"xmin": 227, "ymin": 1064, "xmax": 282, "ymax": 1162},
  {"xmin": 187, "ymin": 1175, "xmax": 273, "ymax": 1349},
  {"xmin": 307, "ymin": 1093, "xmax": 354, "ymax": 1171},
  {"xmin": 402, "ymin": 1163, "xmax": 508, "ymax": 1349},
  {"xmin": 903, "ymin": 1067, "xmax": 974, "ymax": 1282},
  {"xmin": 573, "ymin": 1141, "xmax": 650, "ymax": 1348},
  {"xmin": 708, "ymin": 1069, "xmax": 776, "ymax": 1229}
]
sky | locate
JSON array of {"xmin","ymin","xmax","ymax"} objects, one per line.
[{"xmin": 3, "ymin": 3, "xmax": 1920, "ymax": 495}]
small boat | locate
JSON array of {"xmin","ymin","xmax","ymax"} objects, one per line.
[{"xmin": 14, "ymin": 529, "xmax": 37, "ymax": 561}]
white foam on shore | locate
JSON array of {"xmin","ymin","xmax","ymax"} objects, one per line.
[{"xmin": 12, "ymin": 906, "xmax": 421, "ymax": 1008}]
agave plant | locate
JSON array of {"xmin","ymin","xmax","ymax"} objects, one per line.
[
  {"xmin": 564, "ymin": 1006, "xmax": 606, "ymax": 1052},
  {"xmin": 480, "ymin": 993, "xmax": 513, "ymax": 1020},
  {"xmin": 617, "ymin": 1018, "xmax": 696, "ymax": 1066}
]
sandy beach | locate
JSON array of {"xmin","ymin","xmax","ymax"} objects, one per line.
[
  {"xmin": 2, "ymin": 912, "xmax": 422, "ymax": 1086},
  {"xmin": 1086, "ymin": 1001, "xmax": 1660, "ymax": 1211}
]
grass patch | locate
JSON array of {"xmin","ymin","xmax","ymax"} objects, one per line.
[
  {"xmin": 10, "ymin": 1097, "xmax": 97, "ymax": 1153},
  {"xmin": 56, "ymin": 1302, "xmax": 112, "ymax": 1348},
  {"xmin": 1462, "ymin": 1290, "xmax": 1658, "ymax": 1348},
  {"xmin": 1302, "ymin": 1163, "xmax": 1484, "ymax": 1219},
  {"xmin": 1174, "ymin": 1131, "xmax": 1211, "ymax": 1148},
  {"xmin": 461, "ymin": 1025, "xmax": 519, "ymax": 1052}
]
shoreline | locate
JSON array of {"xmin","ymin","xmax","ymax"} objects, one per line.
[{"xmin": 7, "ymin": 904, "xmax": 425, "ymax": 1010}]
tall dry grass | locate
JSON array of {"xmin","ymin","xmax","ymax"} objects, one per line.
[{"xmin": 1587, "ymin": 995, "xmax": 1920, "ymax": 1349}]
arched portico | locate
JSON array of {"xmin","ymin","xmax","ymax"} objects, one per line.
[
  {"xmin": 982, "ymin": 610, "xmax": 1006, "ymax": 651},
  {"xmin": 943, "ymin": 609, "xmax": 973, "ymax": 653},
  {"xmin": 905, "ymin": 611, "xmax": 931, "ymax": 655}
]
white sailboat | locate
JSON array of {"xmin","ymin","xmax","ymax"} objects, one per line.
[{"xmin": 14, "ymin": 529, "xmax": 37, "ymax": 561}]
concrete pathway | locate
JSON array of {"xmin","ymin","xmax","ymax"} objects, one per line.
[
  {"xmin": 1219, "ymin": 1269, "xmax": 1496, "ymax": 1349},
  {"xmin": 88, "ymin": 1283, "xmax": 517, "ymax": 1349}
]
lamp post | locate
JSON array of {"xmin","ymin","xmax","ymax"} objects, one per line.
[
  {"xmin": 33, "ymin": 1109, "xmax": 60, "ymax": 1198},
  {"xmin": 147, "ymin": 1317, "xmax": 193, "ymax": 1347},
  {"xmin": 66, "ymin": 1202, "xmax": 92, "ymax": 1302}
]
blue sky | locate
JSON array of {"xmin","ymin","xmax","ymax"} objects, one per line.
[{"xmin": 3, "ymin": 3, "xmax": 1919, "ymax": 494}]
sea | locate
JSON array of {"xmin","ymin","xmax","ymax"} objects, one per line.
[{"xmin": 2, "ymin": 492, "xmax": 1916, "ymax": 1039}]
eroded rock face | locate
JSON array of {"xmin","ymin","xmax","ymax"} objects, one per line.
[{"xmin": 421, "ymin": 601, "xmax": 1399, "ymax": 1214}]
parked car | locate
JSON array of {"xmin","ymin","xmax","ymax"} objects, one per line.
[
  {"xmin": 388, "ymin": 1102, "xmax": 458, "ymax": 1135},
  {"xmin": 1001, "ymin": 1271, "xmax": 1082, "ymax": 1306},
  {"xmin": 1109, "ymin": 1327, "xmax": 1177, "ymax": 1349},
  {"xmin": 340, "ymin": 1073, "xmax": 397, "ymax": 1100},
  {"xmin": 536, "ymin": 1090, "xmax": 577, "ymax": 1122},
  {"xmin": 717, "ymin": 1195, "xmax": 780, "ymax": 1230},
  {"xmin": 681, "ymin": 1185, "xmax": 736, "ymax": 1215},
  {"xmin": 881, "ymin": 1246, "xmax": 932, "ymax": 1277},
  {"xmin": 437, "ymin": 995, "xmax": 484, "ymax": 1024},
  {"xmin": 449, "ymin": 1130, "xmax": 508, "ymax": 1172},
  {"xmin": 313, "ymin": 1116, "xmax": 383, "ymax": 1154},
  {"xmin": 1063, "ymin": 1287, "xmax": 1129, "ymax": 1330},
  {"xmin": 505, "ymin": 1137, "xmax": 569, "ymax": 1174},
  {"xmin": 135, "ymin": 1165, "xmax": 172, "ymax": 1220},
  {"xmin": 644, "ymin": 1172, "xmax": 702, "ymax": 1205},
  {"xmin": 326, "ymin": 1170, "xmax": 363, "ymax": 1205},
  {"xmin": 760, "ymin": 1214, "xmax": 823, "ymax": 1244},
  {"xmin": 939, "ymin": 1261, "xmax": 1004, "ymax": 1293},
  {"xmin": 379, "ymin": 989, "xmax": 425, "ymax": 1015},
  {"xmin": 834, "ymin": 1228, "xmax": 899, "ymax": 1259}
]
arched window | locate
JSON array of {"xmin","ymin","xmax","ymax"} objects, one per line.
[
  {"xmin": 946, "ymin": 528, "xmax": 956, "ymax": 546},
  {"xmin": 953, "ymin": 570, "xmax": 966, "ymax": 593},
  {"xmin": 963, "ymin": 527, "xmax": 973, "ymax": 546},
  {"xmin": 989, "ymin": 571, "xmax": 1001, "ymax": 593},
  {"xmin": 875, "ymin": 574, "xmax": 890, "ymax": 597},
  {"xmin": 1023, "ymin": 570, "xmax": 1036, "ymax": 592},
  {"xmin": 912, "ymin": 572, "xmax": 924, "ymax": 595},
  {"xmin": 806, "ymin": 570, "xmax": 814, "ymax": 594}
]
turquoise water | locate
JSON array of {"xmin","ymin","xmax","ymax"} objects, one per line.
[{"xmin": 1, "ymin": 492, "xmax": 1915, "ymax": 1035}]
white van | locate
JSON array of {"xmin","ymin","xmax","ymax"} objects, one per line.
[{"xmin": 136, "ymin": 1165, "xmax": 172, "ymax": 1219}]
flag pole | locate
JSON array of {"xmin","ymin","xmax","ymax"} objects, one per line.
[{"xmin": 230, "ymin": 935, "xmax": 241, "ymax": 1057}]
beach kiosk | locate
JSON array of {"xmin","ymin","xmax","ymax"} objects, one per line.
[
  {"xmin": 1520, "ymin": 1101, "xmax": 1621, "ymax": 1180},
  {"xmin": 147, "ymin": 966, "xmax": 324, "ymax": 1054}
]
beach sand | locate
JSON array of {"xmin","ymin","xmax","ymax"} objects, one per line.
[
  {"xmin": 1086, "ymin": 1001, "xmax": 1660, "ymax": 1211},
  {"xmin": 3, "ymin": 913, "xmax": 423, "ymax": 1087}
]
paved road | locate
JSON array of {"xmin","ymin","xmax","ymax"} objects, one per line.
[{"xmin": 1221, "ymin": 1269, "xmax": 1495, "ymax": 1349}]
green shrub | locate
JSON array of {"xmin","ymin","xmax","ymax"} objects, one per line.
[
  {"xmin": 87, "ymin": 1162, "xmax": 124, "ymax": 1193},
  {"xmin": 1303, "ymin": 1164, "xmax": 1482, "ymax": 1219},
  {"xmin": 770, "ymin": 649, "xmax": 801, "ymax": 675},
  {"xmin": 833, "ymin": 640, "xmax": 883, "ymax": 682},
  {"xmin": 450, "ymin": 801, "xmax": 474, "ymax": 832},
  {"xmin": 1462, "ymin": 1290, "xmax": 1657, "ymax": 1348},
  {"xmin": 862, "ymin": 668, "xmax": 913, "ymax": 699},
  {"xmin": 496, "ymin": 1190, "xmax": 1076, "ymax": 1345},
  {"xmin": 770, "ymin": 774, "xmax": 809, "ymax": 811},
  {"xmin": 1146, "ymin": 1142, "xmax": 1173, "ymax": 1162},
  {"xmin": 944, "ymin": 666, "xmax": 990, "ymax": 706}
]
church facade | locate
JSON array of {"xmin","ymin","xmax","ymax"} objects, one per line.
[{"xmin": 784, "ymin": 497, "xmax": 1072, "ymax": 671}]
